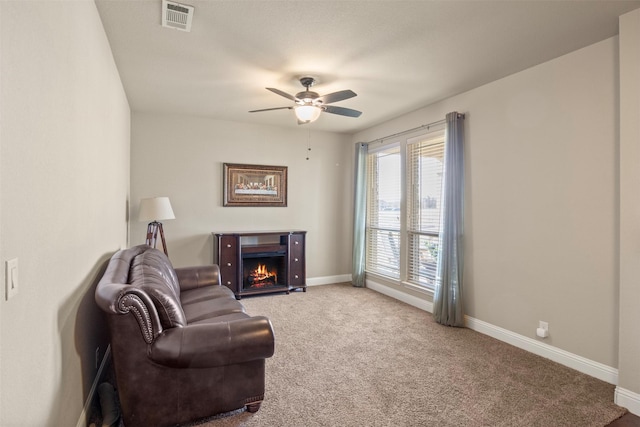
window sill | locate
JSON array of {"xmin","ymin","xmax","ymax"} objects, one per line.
[
  {"xmin": 365, "ymin": 274, "xmax": 434, "ymax": 313},
  {"xmin": 364, "ymin": 271, "xmax": 435, "ymax": 297},
  {"xmin": 401, "ymin": 281, "xmax": 434, "ymax": 297}
]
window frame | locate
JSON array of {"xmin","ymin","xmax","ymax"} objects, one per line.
[
  {"xmin": 406, "ymin": 131, "xmax": 445, "ymax": 289},
  {"xmin": 363, "ymin": 126, "xmax": 446, "ymax": 291},
  {"xmin": 365, "ymin": 143, "xmax": 402, "ymax": 280}
]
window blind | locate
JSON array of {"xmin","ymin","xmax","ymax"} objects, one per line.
[
  {"xmin": 406, "ymin": 132, "xmax": 445, "ymax": 288},
  {"xmin": 365, "ymin": 145, "xmax": 401, "ymax": 279}
]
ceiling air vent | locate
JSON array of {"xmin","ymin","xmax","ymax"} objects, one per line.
[{"xmin": 162, "ymin": 0, "xmax": 194, "ymax": 32}]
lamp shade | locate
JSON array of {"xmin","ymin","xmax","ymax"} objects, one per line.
[
  {"xmin": 294, "ymin": 105, "xmax": 322, "ymax": 123},
  {"xmin": 138, "ymin": 197, "xmax": 175, "ymax": 222}
]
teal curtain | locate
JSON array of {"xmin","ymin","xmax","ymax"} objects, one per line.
[
  {"xmin": 352, "ymin": 142, "xmax": 368, "ymax": 287},
  {"xmin": 433, "ymin": 112, "xmax": 465, "ymax": 326}
]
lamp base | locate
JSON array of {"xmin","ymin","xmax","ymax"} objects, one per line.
[{"xmin": 145, "ymin": 221, "xmax": 168, "ymax": 256}]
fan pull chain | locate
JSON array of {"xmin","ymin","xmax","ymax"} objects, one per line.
[{"xmin": 306, "ymin": 129, "xmax": 311, "ymax": 160}]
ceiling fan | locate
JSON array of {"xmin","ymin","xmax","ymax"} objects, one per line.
[{"xmin": 249, "ymin": 77, "xmax": 362, "ymax": 124}]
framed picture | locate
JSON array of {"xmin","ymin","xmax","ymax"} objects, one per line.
[{"xmin": 223, "ymin": 163, "xmax": 288, "ymax": 207}]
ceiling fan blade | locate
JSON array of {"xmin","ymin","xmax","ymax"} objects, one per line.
[
  {"xmin": 323, "ymin": 105, "xmax": 362, "ymax": 118},
  {"xmin": 266, "ymin": 87, "xmax": 297, "ymax": 101},
  {"xmin": 319, "ymin": 90, "xmax": 357, "ymax": 104},
  {"xmin": 249, "ymin": 106, "xmax": 293, "ymax": 113}
]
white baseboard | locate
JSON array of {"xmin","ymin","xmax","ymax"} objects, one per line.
[
  {"xmin": 77, "ymin": 345, "xmax": 112, "ymax": 427},
  {"xmin": 465, "ymin": 316, "xmax": 619, "ymax": 385},
  {"xmin": 307, "ymin": 274, "xmax": 352, "ymax": 286},
  {"xmin": 616, "ymin": 386, "xmax": 640, "ymax": 416},
  {"xmin": 364, "ymin": 279, "xmax": 618, "ymax": 387}
]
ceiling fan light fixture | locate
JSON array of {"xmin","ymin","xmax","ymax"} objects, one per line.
[
  {"xmin": 251, "ymin": 77, "xmax": 361, "ymax": 123},
  {"xmin": 295, "ymin": 105, "xmax": 322, "ymax": 123}
]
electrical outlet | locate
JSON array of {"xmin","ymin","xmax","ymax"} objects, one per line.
[
  {"xmin": 95, "ymin": 347, "xmax": 100, "ymax": 370},
  {"xmin": 539, "ymin": 321, "xmax": 549, "ymax": 331}
]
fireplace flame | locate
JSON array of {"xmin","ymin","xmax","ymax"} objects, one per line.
[
  {"xmin": 254, "ymin": 264, "xmax": 276, "ymax": 281},
  {"xmin": 248, "ymin": 263, "xmax": 277, "ymax": 287}
]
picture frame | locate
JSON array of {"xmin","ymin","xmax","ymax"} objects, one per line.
[{"xmin": 223, "ymin": 163, "xmax": 288, "ymax": 207}]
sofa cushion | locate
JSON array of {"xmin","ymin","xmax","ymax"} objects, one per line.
[
  {"xmin": 130, "ymin": 250, "xmax": 187, "ymax": 328},
  {"xmin": 182, "ymin": 296, "xmax": 246, "ymax": 324},
  {"xmin": 188, "ymin": 311, "xmax": 251, "ymax": 325},
  {"xmin": 180, "ymin": 285, "xmax": 235, "ymax": 305}
]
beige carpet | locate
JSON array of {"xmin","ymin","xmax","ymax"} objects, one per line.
[{"xmin": 193, "ymin": 283, "xmax": 626, "ymax": 427}]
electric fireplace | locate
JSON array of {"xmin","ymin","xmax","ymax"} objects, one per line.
[
  {"xmin": 214, "ymin": 230, "xmax": 307, "ymax": 299},
  {"xmin": 242, "ymin": 251, "xmax": 286, "ymax": 291}
]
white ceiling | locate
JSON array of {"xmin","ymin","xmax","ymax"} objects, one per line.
[{"xmin": 95, "ymin": 0, "xmax": 640, "ymax": 134}]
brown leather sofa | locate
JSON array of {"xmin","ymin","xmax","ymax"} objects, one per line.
[{"xmin": 95, "ymin": 245, "xmax": 275, "ymax": 427}]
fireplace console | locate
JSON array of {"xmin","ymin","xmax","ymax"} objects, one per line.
[{"xmin": 213, "ymin": 230, "xmax": 306, "ymax": 299}]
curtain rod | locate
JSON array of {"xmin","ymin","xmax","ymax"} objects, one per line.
[{"xmin": 364, "ymin": 118, "xmax": 447, "ymax": 145}]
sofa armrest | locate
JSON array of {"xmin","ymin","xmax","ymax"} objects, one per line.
[
  {"xmin": 175, "ymin": 264, "xmax": 221, "ymax": 292},
  {"xmin": 95, "ymin": 282, "xmax": 164, "ymax": 344},
  {"xmin": 148, "ymin": 316, "xmax": 275, "ymax": 368}
]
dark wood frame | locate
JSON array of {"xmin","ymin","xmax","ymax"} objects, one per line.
[{"xmin": 223, "ymin": 163, "xmax": 287, "ymax": 207}]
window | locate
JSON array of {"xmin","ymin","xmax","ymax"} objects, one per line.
[
  {"xmin": 407, "ymin": 133, "xmax": 445, "ymax": 288},
  {"xmin": 365, "ymin": 128, "xmax": 445, "ymax": 290},
  {"xmin": 365, "ymin": 145, "xmax": 401, "ymax": 279}
]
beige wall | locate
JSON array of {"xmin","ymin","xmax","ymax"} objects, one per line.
[
  {"xmin": 0, "ymin": 1, "xmax": 130, "ymax": 426},
  {"xmin": 618, "ymin": 8, "xmax": 640, "ymax": 401},
  {"xmin": 354, "ymin": 38, "xmax": 620, "ymax": 368},
  {"xmin": 0, "ymin": 1, "xmax": 636, "ymax": 424},
  {"xmin": 130, "ymin": 113, "xmax": 353, "ymax": 279}
]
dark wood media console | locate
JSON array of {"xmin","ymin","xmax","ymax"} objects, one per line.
[{"xmin": 213, "ymin": 230, "xmax": 306, "ymax": 299}]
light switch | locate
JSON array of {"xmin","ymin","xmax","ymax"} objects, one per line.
[{"xmin": 5, "ymin": 258, "xmax": 18, "ymax": 300}]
